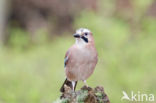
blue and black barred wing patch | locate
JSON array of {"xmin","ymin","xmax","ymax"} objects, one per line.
[
  {"xmin": 64, "ymin": 56, "xmax": 69, "ymax": 67},
  {"xmin": 64, "ymin": 51, "xmax": 70, "ymax": 67}
]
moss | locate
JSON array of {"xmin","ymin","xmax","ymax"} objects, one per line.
[
  {"xmin": 53, "ymin": 98, "xmax": 69, "ymax": 103},
  {"xmin": 95, "ymin": 92, "xmax": 103, "ymax": 99},
  {"xmin": 76, "ymin": 90, "xmax": 88, "ymax": 103},
  {"xmin": 95, "ymin": 92, "xmax": 105, "ymax": 103},
  {"xmin": 61, "ymin": 98, "xmax": 70, "ymax": 103},
  {"xmin": 57, "ymin": 86, "xmax": 110, "ymax": 103}
]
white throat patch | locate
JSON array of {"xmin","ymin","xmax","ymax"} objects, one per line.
[{"xmin": 75, "ymin": 38, "xmax": 86, "ymax": 48}]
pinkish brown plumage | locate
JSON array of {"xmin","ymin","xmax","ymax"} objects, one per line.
[{"xmin": 60, "ymin": 28, "xmax": 98, "ymax": 92}]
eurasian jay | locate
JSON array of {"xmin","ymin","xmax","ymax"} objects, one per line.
[{"xmin": 60, "ymin": 28, "xmax": 98, "ymax": 92}]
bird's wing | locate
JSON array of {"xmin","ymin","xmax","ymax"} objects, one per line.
[
  {"xmin": 64, "ymin": 45, "xmax": 75, "ymax": 68},
  {"xmin": 64, "ymin": 50, "xmax": 70, "ymax": 67}
]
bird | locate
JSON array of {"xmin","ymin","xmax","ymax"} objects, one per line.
[{"xmin": 60, "ymin": 28, "xmax": 98, "ymax": 92}]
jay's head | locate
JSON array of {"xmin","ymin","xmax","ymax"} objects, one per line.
[{"xmin": 73, "ymin": 28, "xmax": 94, "ymax": 45}]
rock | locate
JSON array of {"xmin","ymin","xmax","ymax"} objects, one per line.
[{"xmin": 54, "ymin": 86, "xmax": 110, "ymax": 103}]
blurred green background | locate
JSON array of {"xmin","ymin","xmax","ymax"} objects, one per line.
[{"xmin": 0, "ymin": 0, "xmax": 156, "ymax": 103}]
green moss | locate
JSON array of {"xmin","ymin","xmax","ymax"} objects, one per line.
[
  {"xmin": 76, "ymin": 90, "xmax": 88, "ymax": 103},
  {"xmin": 95, "ymin": 92, "xmax": 103, "ymax": 99},
  {"xmin": 61, "ymin": 98, "xmax": 69, "ymax": 103},
  {"xmin": 53, "ymin": 98, "xmax": 69, "ymax": 103}
]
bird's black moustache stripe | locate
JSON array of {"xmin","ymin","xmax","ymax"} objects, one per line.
[{"xmin": 81, "ymin": 36, "xmax": 88, "ymax": 43}]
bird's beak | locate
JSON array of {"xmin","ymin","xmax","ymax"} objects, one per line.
[{"xmin": 73, "ymin": 34, "xmax": 80, "ymax": 38}]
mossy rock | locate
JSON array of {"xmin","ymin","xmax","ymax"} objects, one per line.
[{"xmin": 54, "ymin": 86, "xmax": 110, "ymax": 103}]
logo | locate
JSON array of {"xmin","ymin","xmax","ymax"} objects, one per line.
[{"xmin": 121, "ymin": 91, "xmax": 155, "ymax": 102}]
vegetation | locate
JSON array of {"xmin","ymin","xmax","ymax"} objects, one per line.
[{"xmin": 54, "ymin": 86, "xmax": 110, "ymax": 103}]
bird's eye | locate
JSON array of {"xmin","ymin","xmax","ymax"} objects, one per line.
[{"xmin": 84, "ymin": 33, "xmax": 88, "ymax": 36}]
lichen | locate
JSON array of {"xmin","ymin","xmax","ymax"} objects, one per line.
[
  {"xmin": 76, "ymin": 90, "xmax": 88, "ymax": 103},
  {"xmin": 61, "ymin": 98, "xmax": 70, "ymax": 103},
  {"xmin": 53, "ymin": 98, "xmax": 69, "ymax": 103},
  {"xmin": 95, "ymin": 92, "xmax": 103, "ymax": 98},
  {"xmin": 56, "ymin": 86, "xmax": 110, "ymax": 103}
]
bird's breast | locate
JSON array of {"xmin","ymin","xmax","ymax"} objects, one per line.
[
  {"xmin": 66, "ymin": 46, "xmax": 98, "ymax": 81},
  {"xmin": 72, "ymin": 47, "xmax": 95, "ymax": 62}
]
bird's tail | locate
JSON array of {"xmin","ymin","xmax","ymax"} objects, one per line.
[{"xmin": 60, "ymin": 78, "xmax": 77, "ymax": 92}]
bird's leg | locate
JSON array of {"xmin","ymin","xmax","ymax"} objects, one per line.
[
  {"xmin": 72, "ymin": 81, "xmax": 76, "ymax": 91},
  {"xmin": 83, "ymin": 80, "xmax": 88, "ymax": 87}
]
